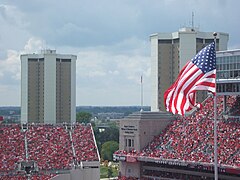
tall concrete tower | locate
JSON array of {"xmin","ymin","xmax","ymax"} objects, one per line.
[
  {"xmin": 150, "ymin": 28, "xmax": 229, "ymax": 111},
  {"xmin": 21, "ymin": 50, "xmax": 77, "ymax": 124}
]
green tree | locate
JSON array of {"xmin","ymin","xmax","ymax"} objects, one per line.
[
  {"xmin": 94, "ymin": 122, "xmax": 119, "ymax": 152},
  {"xmin": 101, "ymin": 141, "xmax": 119, "ymax": 161},
  {"xmin": 76, "ymin": 112, "xmax": 92, "ymax": 124}
]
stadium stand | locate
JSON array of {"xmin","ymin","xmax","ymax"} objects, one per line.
[
  {"xmin": 116, "ymin": 95, "xmax": 240, "ymax": 179},
  {"xmin": 0, "ymin": 123, "xmax": 99, "ymax": 179},
  {"xmin": 27, "ymin": 124, "xmax": 73, "ymax": 170},
  {"xmin": 72, "ymin": 124, "xmax": 99, "ymax": 163},
  {"xmin": 130, "ymin": 96, "xmax": 239, "ymax": 166},
  {"xmin": 0, "ymin": 124, "xmax": 25, "ymax": 171}
]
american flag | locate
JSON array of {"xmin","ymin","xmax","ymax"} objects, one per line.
[{"xmin": 164, "ymin": 42, "xmax": 216, "ymax": 115}]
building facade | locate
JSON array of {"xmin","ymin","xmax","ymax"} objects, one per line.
[
  {"xmin": 151, "ymin": 28, "xmax": 229, "ymax": 111},
  {"xmin": 114, "ymin": 111, "xmax": 175, "ymax": 177},
  {"xmin": 21, "ymin": 50, "xmax": 77, "ymax": 124},
  {"xmin": 217, "ymin": 49, "xmax": 240, "ymax": 95}
]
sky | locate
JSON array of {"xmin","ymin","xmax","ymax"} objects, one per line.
[{"xmin": 0, "ymin": 0, "xmax": 240, "ymax": 106}]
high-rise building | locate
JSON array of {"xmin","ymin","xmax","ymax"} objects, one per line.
[
  {"xmin": 21, "ymin": 50, "xmax": 77, "ymax": 124},
  {"xmin": 150, "ymin": 27, "xmax": 229, "ymax": 111}
]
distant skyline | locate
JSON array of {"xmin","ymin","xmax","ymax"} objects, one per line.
[{"xmin": 0, "ymin": 0, "xmax": 240, "ymax": 106}]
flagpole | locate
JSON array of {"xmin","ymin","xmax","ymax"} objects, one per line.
[
  {"xmin": 140, "ymin": 75, "xmax": 143, "ymax": 112},
  {"xmin": 213, "ymin": 32, "xmax": 218, "ymax": 180}
]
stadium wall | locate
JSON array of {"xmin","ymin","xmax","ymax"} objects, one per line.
[{"xmin": 51, "ymin": 161, "xmax": 100, "ymax": 180}]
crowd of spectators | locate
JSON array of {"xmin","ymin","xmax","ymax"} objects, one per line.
[
  {"xmin": 0, "ymin": 124, "xmax": 25, "ymax": 171},
  {"xmin": 0, "ymin": 173, "xmax": 27, "ymax": 180},
  {"xmin": 72, "ymin": 124, "xmax": 99, "ymax": 163},
  {"xmin": 27, "ymin": 124, "xmax": 73, "ymax": 170},
  {"xmin": 229, "ymin": 96, "xmax": 240, "ymax": 116},
  {"xmin": 0, "ymin": 123, "xmax": 99, "ymax": 179},
  {"xmin": 140, "ymin": 96, "xmax": 239, "ymax": 167},
  {"xmin": 117, "ymin": 95, "xmax": 240, "ymax": 169}
]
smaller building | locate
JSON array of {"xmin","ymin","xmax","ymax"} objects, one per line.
[{"xmin": 115, "ymin": 111, "xmax": 175, "ymax": 178}]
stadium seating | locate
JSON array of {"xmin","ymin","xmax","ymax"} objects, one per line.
[
  {"xmin": 118, "ymin": 96, "xmax": 240, "ymax": 168},
  {"xmin": 27, "ymin": 124, "xmax": 73, "ymax": 170},
  {"xmin": 0, "ymin": 124, "xmax": 25, "ymax": 171},
  {"xmin": 72, "ymin": 124, "xmax": 99, "ymax": 163},
  {"xmin": 0, "ymin": 123, "xmax": 99, "ymax": 179}
]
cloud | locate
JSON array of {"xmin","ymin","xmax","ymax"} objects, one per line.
[
  {"xmin": 23, "ymin": 37, "xmax": 46, "ymax": 53},
  {"xmin": 0, "ymin": 4, "xmax": 28, "ymax": 28},
  {"xmin": 56, "ymin": 23, "xmax": 93, "ymax": 36},
  {"xmin": 76, "ymin": 40, "xmax": 150, "ymax": 83},
  {"xmin": 0, "ymin": 4, "xmax": 31, "ymax": 53},
  {"xmin": 0, "ymin": 37, "xmax": 45, "ymax": 81},
  {"xmin": 1, "ymin": 0, "xmax": 240, "ymax": 106},
  {"xmin": 3, "ymin": 1, "xmax": 240, "ymax": 48},
  {"xmin": 0, "ymin": 34, "xmax": 151, "ymax": 106},
  {"xmin": 0, "ymin": 36, "xmax": 48, "ymax": 106},
  {"xmin": 75, "ymin": 38, "xmax": 151, "ymax": 105},
  {"xmin": 0, "ymin": 50, "xmax": 20, "ymax": 80}
]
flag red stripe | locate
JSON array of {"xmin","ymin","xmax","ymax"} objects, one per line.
[
  {"xmin": 166, "ymin": 62, "xmax": 195, "ymax": 113},
  {"xmin": 173, "ymin": 67, "xmax": 201, "ymax": 114},
  {"xmin": 179, "ymin": 72, "xmax": 205, "ymax": 114},
  {"xmin": 164, "ymin": 41, "xmax": 216, "ymax": 115},
  {"xmin": 196, "ymin": 81, "xmax": 215, "ymax": 88}
]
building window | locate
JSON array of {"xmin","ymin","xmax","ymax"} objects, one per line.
[
  {"xmin": 173, "ymin": 38, "xmax": 179, "ymax": 43},
  {"xmin": 125, "ymin": 137, "xmax": 134, "ymax": 148},
  {"xmin": 128, "ymin": 139, "xmax": 132, "ymax": 147},
  {"xmin": 196, "ymin": 38, "xmax": 203, "ymax": 43},
  {"xmin": 158, "ymin": 39, "xmax": 172, "ymax": 44}
]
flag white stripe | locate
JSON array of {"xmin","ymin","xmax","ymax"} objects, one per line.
[
  {"xmin": 171, "ymin": 65, "xmax": 201, "ymax": 114},
  {"xmin": 164, "ymin": 42, "xmax": 216, "ymax": 115},
  {"xmin": 166, "ymin": 63, "xmax": 215, "ymax": 115},
  {"xmin": 165, "ymin": 63, "xmax": 197, "ymax": 113},
  {"xmin": 182, "ymin": 69, "xmax": 216, "ymax": 114}
]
